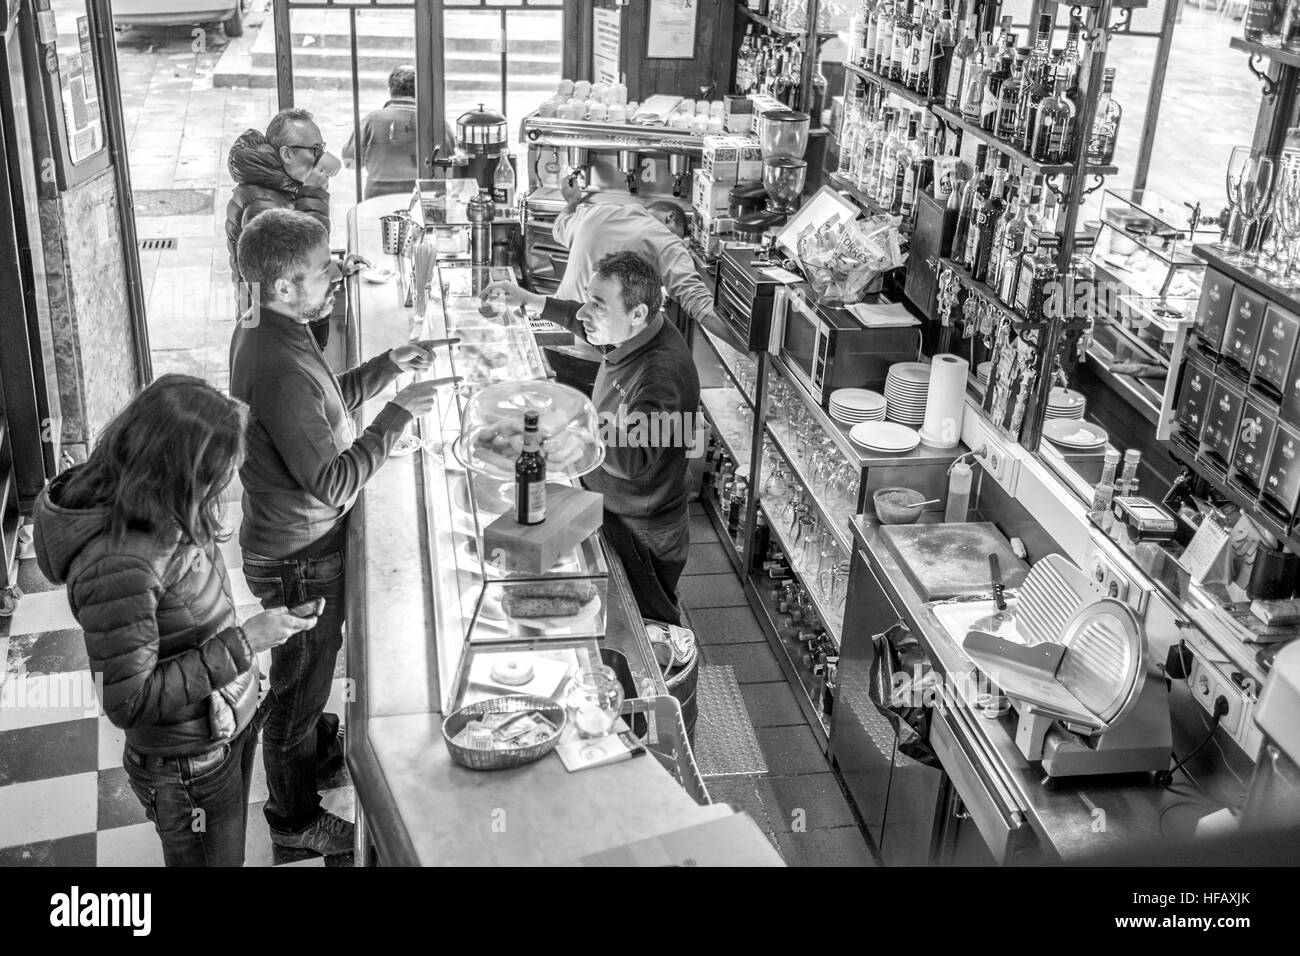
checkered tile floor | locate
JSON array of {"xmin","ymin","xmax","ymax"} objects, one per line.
[{"xmin": 0, "ymin": 497, "xmax": 355, "ymax": 867}]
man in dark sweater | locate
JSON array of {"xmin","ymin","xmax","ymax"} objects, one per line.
[
  {"xmin": 482, "ymin": 252, "xmax": 701, "ymax": 625},
  {"xmin": 231, "ymin": 209, "xmax": 450, "ymax": 855}
]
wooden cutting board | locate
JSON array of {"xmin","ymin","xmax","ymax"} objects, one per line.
[{"xmin": 877, "ymin": 522, "xmax": 1028, "ymax": 601}]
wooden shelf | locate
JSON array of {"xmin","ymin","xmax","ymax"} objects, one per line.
[
  {"xmin": 931, "ymin": 106, "xmax": 1118, "ymax": 178},
  {"xmin": 939, "ymin": 257, "xmax": 1043, "ymax": 329},
  {"xmin": 1192, "ymin": 243, "xmax": 1300, "ymax": 320},
  {"xmin": 843, "ymin": 62, "xmax": 940, "ymax": 109},
  {"xmin": 1229, "ymin": 36, "xmax": 1300, "ymax": 71},
  {"xmin": 736, "ymin": 2, "xmax": 806, "ymax": 37}
]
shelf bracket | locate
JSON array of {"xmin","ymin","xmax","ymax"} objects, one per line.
[
  {"xmin": 1108, "ymin": 7, "xmax": 1134, "ymax": 36},
  {"xmin": 1247, "ymin": 54, "xmax": 1279, "ymax": 100},
  {"xmin": 1080, "ymin": 175, "xmax": 1107, "ymax": 198}
]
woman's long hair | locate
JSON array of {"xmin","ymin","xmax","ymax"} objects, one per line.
[{"xmin": 61, "ymin": 374, "xmax": 248, "ymax": 546}]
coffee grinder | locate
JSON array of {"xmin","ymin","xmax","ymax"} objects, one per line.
[{"xmin": 736, "ymin": 108, "xmax": 810, "ymax": 235}]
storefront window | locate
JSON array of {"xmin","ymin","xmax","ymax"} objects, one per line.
[
  {"xmin": 442, "ymin": 4, "xmax": 564, "ymax": 140},
  {"xmin": 50, "ymin": 0, "xmax": 105, "ymax": 163}
]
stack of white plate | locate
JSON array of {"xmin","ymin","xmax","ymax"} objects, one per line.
[
  {"xmin": 1045, "ymin": 387, "xmax": 1086, "ymax": 421},
  {"xmin": 849, "ymin": 421, "xmax": 921, "ymax": 454},
  {"xmin": 976, "ymin": 361, "xmax": 992, "ymax": 387},
  {"xmin": 829, "ymin": 388, "xmax": 886, "ymax": 425},
  {"xmin": 884, "ymin": 362, "xmax": 931, "ymax": 426}
]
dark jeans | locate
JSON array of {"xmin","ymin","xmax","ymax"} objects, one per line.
[
  {"xmin": 124, "ymin": 720, "xmax": 260, "ymax": 867},
  {"xmin": 602, "ymin": 509, "xmax": 690, "ymax": 626},
  {"xmin": 364, "ymin": 179, "xmax": 415, "ymax": 201},
  {"xmin": 241, "ymin": 548, "xmax": 346, "ymax": 834}
]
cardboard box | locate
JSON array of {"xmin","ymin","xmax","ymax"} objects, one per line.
[
  {"xmin": 482, "ymin": 483, "xmax": 604, "ymax": 575},
  {"xmin": 701, "ymin": 135, "xmax": 739, "ymax": 184},
  {"xmin": 692, "ymin": 169, "xmax": 730, "ymax": 217},
  {"xmin": 733, "ymin": 137, "xmax": 764, "ymax": 182}
]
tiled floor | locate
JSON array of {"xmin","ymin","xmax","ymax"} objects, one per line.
[
  {"xmin": 0, "ymin": 494, "xmax": 355, "ymax": 867},
  {"xmin": 683, "ymin": 501, "xmax": 878, "ymax": 866}
]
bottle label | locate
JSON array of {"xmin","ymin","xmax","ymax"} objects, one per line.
[{"xmin": 517, "ymin": 480, "xmax": 545, "ymax": 523}]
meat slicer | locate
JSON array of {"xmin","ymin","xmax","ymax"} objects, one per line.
[{"xmin": 961, "ymin": 555, "xmax": 1173, "ymax": 779}]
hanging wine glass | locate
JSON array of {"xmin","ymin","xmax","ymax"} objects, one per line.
[{"xmin": 1220, "ymin": 146, "xmax": 1253, "ymax": 255}]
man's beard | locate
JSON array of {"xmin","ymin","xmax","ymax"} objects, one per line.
[{"xmin": 293, "ymin": 284, "xmax": 335, "ymax": 321}]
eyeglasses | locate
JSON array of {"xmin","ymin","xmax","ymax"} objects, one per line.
[{"xmin": 286, "ymin": 142, "xmax": 327, "ymax": 161}]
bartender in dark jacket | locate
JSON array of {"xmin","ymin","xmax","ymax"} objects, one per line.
[{"xmin": 482, "ymin": 252, "xmax": 700, "ymax": 626}]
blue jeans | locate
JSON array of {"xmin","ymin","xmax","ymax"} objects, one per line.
[
  {"xmin": 124, "ymin": 721, "xmax": 260, "ymax": 867},
  {"xmin": 241, "ymin": 548, "xmax": 346, "ymax": 834}
]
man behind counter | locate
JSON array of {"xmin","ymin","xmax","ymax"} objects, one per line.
[
  {"xmin": 542, "ymin": 178, "xmax": 732, "ymax": 396},
  {"xmin": 482, "ymin": 252, "xmax": 700, "ymax": 627}
]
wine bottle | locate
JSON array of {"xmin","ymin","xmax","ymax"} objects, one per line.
[{"xmin": 515, "ymin": 409, "xmax": 546, "ymax": 524}]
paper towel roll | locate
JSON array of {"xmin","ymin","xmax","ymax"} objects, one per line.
[{"xmin": 920, "ymin": 354, "xmax": 968, "ymax": 449}]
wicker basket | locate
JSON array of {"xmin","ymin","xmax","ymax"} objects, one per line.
[{"xmin": 442, "ymin": 695, "xmax": 568, "ymax": 771}]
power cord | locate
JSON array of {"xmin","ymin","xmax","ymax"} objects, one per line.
[{"xmin": 1156, "ymin": 695, "xmax": 1229, "ymax": 788}]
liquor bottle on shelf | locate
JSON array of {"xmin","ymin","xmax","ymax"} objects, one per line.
[
  {"xmin": 986, "ymin": 171, "xmax": 1020, "ymax": 292},
  {"xmin": 728, "ymin": 475, "xmax": 748, "ymax": 537},
  {"xmin": 995, "ymin": 47, "xmax": 1030, "ymax": 142},
  {"xmin": 876, "ymin": 108, "xmax": 907, "ymax": 207},
  {"xmin": 861, "ymin": 105, "xmax": 892, "ymax": 196},
  {"xmin": 822, "ymin": 660, "xmax": 838, "ymax": 719},
  {"xmin": 960, "ymin": 32, "xmax": 992, "ymax": 125},
  {"xmin": 736, "ymin": 25, "xmax": 756, "ymax": 93},
  {"xmin": 966, "ymin": 155, "xmax": 1010, "ymax": 283},
  {"xmin": 1018, "ymin": 13, "xmax": 1055, "ymax": 151},
  {"xmin": 1087, "ymin": 68, "xmax": 1122, "ymax": 167},
  {"xmin": 946, "ymin": 3, "xmax": 974, "ymax": 111},
  {"xmin": 1013, "ymin": 232, "xmax": 1061, "ymax": 322},
  {"xmin": 752, "ymin": 511, "xmax": 771, "ymax": 572},
  {"xmin": 981, "ymin": 28, "xmax": 1015, "ymax": 133},
  {"xmin": 874, "ymin": 0, "xmax": 896, "ymax": 75},
  {"xmin": 848, "ymin": 0, "xmax": 868, "ymax": 67},
  {"xmin": 896, "ymin": 112, "xmax": 923, "ymax": 218},
  {"xmin": 995, "ymin": 177, "xmax": 1038, "ymax": 305},
  {"xmin": 862, "ymin": 0, "xmax": 879, "ymax": 70},
  {"xmin": 929, "ymin": 0, "xmax": 957, "ymax": 102},
  {"xmin": 952, "ymin": 143, "xmax": 990, "ymax": 267},
  {"xmin": 908, "ymin": 0, "xmax": 935, "ymax": 93},
  {"xmin": 701, "ymin": 437, "xmax": 717, "ymax": 491},
  {"xmin": 890, "ymin": 0, "xmax": 912, "ymax": 82},
  {"xmin": 838, "ymin": 90, "xmax": 863, "ymax": 179},
  {"xmin": 1031, "ymin": 69, "xmax": 1075, "ymax": 165},
  {"xmin": 1060, "ymin": 17, "xmax": 1084, "ymax": 103}
]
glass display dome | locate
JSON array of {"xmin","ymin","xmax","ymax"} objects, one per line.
[{"xmin": 452, "ymin": 379, "xmax": 605, "ymax": 481}]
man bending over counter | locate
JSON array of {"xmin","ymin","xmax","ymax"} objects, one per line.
[{"xmin": 482, "ymin": 252, "xmax": 701, "ymax": 627}]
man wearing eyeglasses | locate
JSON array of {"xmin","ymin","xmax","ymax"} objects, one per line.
[{"xmin": 226, "ymin": 108, "xmax": 367, "ymax": 350}]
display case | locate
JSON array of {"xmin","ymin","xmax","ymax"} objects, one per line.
[{"xmin": 416, "ymin": 262, "xmax": 611, "ymax": 714}]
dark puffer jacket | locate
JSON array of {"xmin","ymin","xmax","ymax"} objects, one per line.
[
  {"xmin": 225, "ymin": 129, "xmax": 331, "ymax": 276},
  {"xmin": 32, "ymin": 468, "xmax": 260, "ymax": 756}
]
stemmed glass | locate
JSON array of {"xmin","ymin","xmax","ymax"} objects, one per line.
[
  {"xmin": 1220, "ymin": 146, "xmax": 1253, "ymax": 255},
  {"xmin": 1235, "ymin": 154, "xmax": 1277, "ymax": 269},
  {"xmin": 1274, "ymin": 161, "xmax": 1300, "ymax": 289}
]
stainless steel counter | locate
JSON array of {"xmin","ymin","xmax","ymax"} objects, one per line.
[
  {"xmin": 848, "ymin": 515, "xmax": 1170, "ymax": 863},
  {"xmin": 342, "ymin": 196, "xmax": 737, "ymax": 866}
]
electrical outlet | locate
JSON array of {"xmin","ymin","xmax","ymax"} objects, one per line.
[
  {"xmin": 965, "ymin": 419, "xmax": 1018, "ymax": 493},
  {"xmin": 1185, "ymin": 644, "xmax": 1249, "ymax": 743},
  {"xmin": 1086, "ymin": 543, "xmax": 1152, "ymax": 615}
]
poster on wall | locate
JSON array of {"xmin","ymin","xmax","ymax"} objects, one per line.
[
  {"xmin": 593, "ymin": 6, "xmax": 621, "ymax": 86},
  {"xmin": 646, "ymin": 0, "xmax": 697, "ymax": 59},
  {"xmin": 58, "ymin": 14, "xmax": 103, "ymax": 163}
]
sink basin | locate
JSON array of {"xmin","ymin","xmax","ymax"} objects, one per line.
[{"xmin": 929, "ymin": 599, "xmax": 1025, "ymax": 653}]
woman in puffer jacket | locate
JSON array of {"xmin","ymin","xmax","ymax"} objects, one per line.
[{"xmin": 33, "ymin": 375, "xmax": 319, "ymax": 867}]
